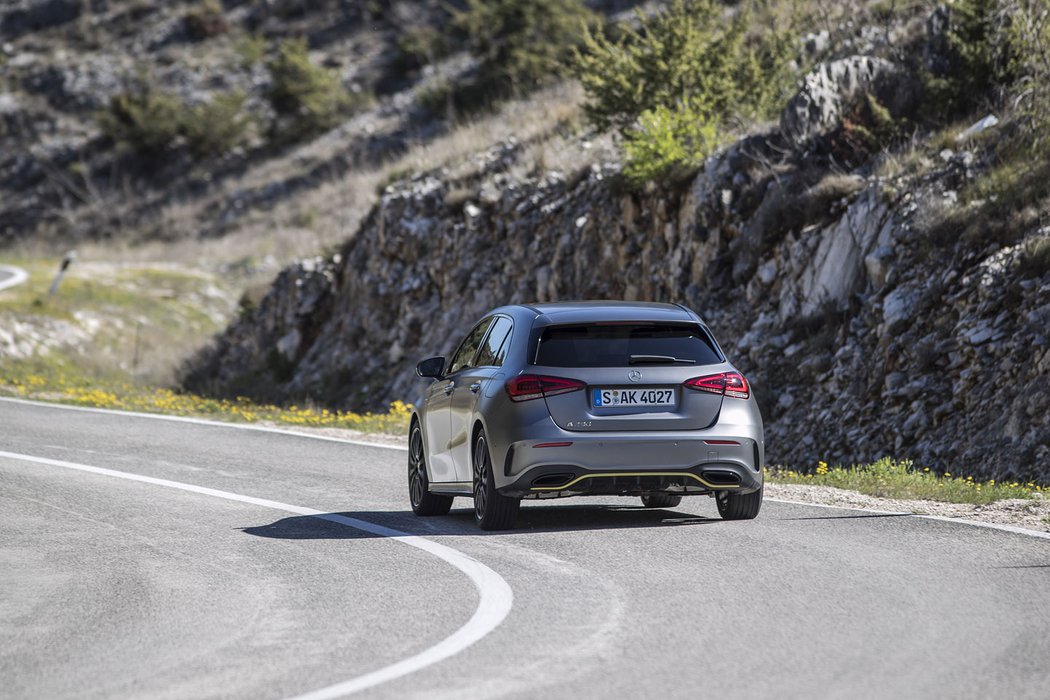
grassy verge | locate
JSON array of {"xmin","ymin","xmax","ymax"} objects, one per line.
[
  {"xmin": 767, "ymin": 458, "xmax": 1044, "ymax": 505},
  {"xmin": 0, "ymin": 362, "xmax": 412, "ymax": 435},
  {"xmin": 1, "ymin": 257, "xmax": 411, "ymax": 436},
  {"xmin": 0, "ymin": 257, "xmax": 237, "ymax": 386}
]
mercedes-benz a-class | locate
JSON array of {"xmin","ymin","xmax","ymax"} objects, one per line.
[{"xmin": 408, "ymin": 302, "xmax": 764, "ymax": 530}]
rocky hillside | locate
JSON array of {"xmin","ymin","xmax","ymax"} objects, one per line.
[
  {"xmin": 183, "ymin": 5, "xmax": 1050, "ymax": 483},
  {"xmin": 0, "ymin": 0, "xmax": 635, "ymax": 250}
]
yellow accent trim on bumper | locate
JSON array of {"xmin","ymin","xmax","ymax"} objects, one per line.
[{"xmin": 529, "ymin": 471, "xmax": 741, "ymax": 492}]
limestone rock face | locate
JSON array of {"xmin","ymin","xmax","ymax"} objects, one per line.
[
  {"xmin": 780, "ymin": 56, "xmax": 901, "ymax": 146},
  {"xmin": 185, "ymin": 140, "xmax": 1050, "ymax": 484}
]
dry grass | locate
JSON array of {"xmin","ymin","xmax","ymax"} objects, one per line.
[{"xmin": 20, "ymin": 84, "xmax": 596, "ymax": 289}]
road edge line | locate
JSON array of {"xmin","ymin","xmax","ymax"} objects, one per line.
[
  {"xmin": 0, "ymin": 396, "xmax": 408, "ymax": 451},
  {"xmin": 0, "ymin": 449, "xmax": 512, "ymax": 698},
  {"xmin": 5, "ymin": 398, "xmax": 1046, "ymax": 542}
]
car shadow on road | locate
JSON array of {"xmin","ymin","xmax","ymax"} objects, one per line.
[{"xmin": 241, "ymin": 504, "xmax": 722, "ymax": 540}]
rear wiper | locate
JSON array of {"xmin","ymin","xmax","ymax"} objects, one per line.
[{"xmin": 628, "ymin": 354, "xmax": 696, "ymax": 364}]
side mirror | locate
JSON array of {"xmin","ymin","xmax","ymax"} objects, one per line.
[{"xmin": 416, "ymin": 356, "xmax": 445, "ymax": 379}]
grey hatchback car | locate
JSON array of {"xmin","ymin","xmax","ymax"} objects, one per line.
[{"xmin": 408, "ymin": 301, "xmax": 764, "ymax": 530}]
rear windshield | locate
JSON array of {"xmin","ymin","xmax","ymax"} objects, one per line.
[{"xmin": 534, "ymin": 323, "xmax": 723, "ymax": 368}]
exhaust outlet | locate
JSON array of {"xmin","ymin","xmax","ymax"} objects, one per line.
[
  {"xmin": 531, "ymin": 473, "xmax": 575, "ymax": 488},
  {"xmin": 701, "ymin": 470, "xmax": 741, "ymax": 486}
]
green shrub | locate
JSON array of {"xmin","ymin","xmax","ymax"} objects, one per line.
[
  {"xmin": 922, "ymin": 0, "xmax": 1019, "ymax": 120},
  {"xmin": 395, "ymin": 25, "xmax": 449, "ymax": 71},
  {"xmin": 234, "ymin": 34, "xmax": 267, "ymax": 69},
  {"xmin": 455, "ymin": 0, "xmax": 595, "ymax": 93},
  {"xmin": 622, "ymin": 99, "xmax": 721, "ymax": 184},
  {"xmin": 267, "ymin": 38, "xmax": 361, "ymax": 136},
  {"xmin": 834, "ymin": 92, "xmax": 904, "ymax": 166},
  {"xmin": 1009, "ymin": 0, "xmax": 1050, "ymax": 148},
  {"xmin": 574, "ymin": 0, "xmax": 796, "ymax": 135},
  {"xmin": 1019, "ymin": 236, "xmax": 1050, "ymax": 278},
  {"xmin": 98, "ymin": 88, "xmax": 184, "ymax": 154},
  {"xmin": 183, "ymin": 91, "xmax": 255, "ymax": 158},
  {"xmin": 184, "ymin": 0, "xmax": 229, "ymax": 41},
  {"xmin": 575, "ymin": 0, "xmax": 795, "ymax": 184},
  {"xmin": 99, "ymin": 84, "xmax": 254, "ymax": 159},
  {"xmin": 416, "ymin": 79, "xmax": 453, "ymax": 117}
]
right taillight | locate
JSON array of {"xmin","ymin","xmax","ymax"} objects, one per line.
[
  {"xmin": 683, "ymin": 371, "xmax": 750, "ymax": 400},
  {"xmin": 505, "ymin": 374, "xmax": 586, "ymax": 402}
]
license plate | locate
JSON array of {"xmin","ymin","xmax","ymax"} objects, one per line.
[{"xmin": 592, "ymin": 388, "xmax": 675, "ymax": 408}]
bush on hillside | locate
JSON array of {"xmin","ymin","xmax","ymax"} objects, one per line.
[
  {"xmin": 923, "ymin": 1, "xmax": 1050, "ymax": 248},
  {"xmin": 1008, "ymin": 0, "xmax": 1050, "ymax": 148},
  {"xmin": 267, "ymin": 38, "xmax": 363, "ymax": 137},
  {"xmin": 183, "ymin": 91, "xmax": 255, "ymax": 158},
  {"xmin": 455, "ymin": 0, "xmax": 595, "ymax": 93},
  {"xmin": 184, "ymin": 0, "xmax": 229, "ymax": 41},
  {"xmin": 622, "ymin": 99, "xmax": 721, "ymax": 185},
  {"xmin": 395, "ymin": 25, "xmax": 449, "ymax": 71},
  {"xmin": 923, "ymin": 0, "xmax": 1019, "ymax": 120},
  {"xmin": 574, "ymin": 0, "xmax": 795, "ymax": 135},
  {"xmin": 574, "ymin": 0, "xmax": 795, "ymax": 183},
  {"xmin": 99, "ymin": 84, "xmax": 254, "ymax": 159},
  {"xmin": 98, "ymin": 88, "xmax": 184, "ymax": 155}
]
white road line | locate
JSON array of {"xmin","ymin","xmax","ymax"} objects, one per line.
[
  {"xmin": 767, "ymin": 498, "xmax": 1050, "ymax": 541},
  {"xmin": 0, "ymin": 264, "xmax": 29, "ymax": 293},
  {"xmin": 3, "ymin": 397, "xmax": 1047, "ymax": 541},
  {"xmin": 0, "ymin": 449, "xmax": 513, "ymax": 699},
  {"xmin": 0, "ymin": 396, "xmax": 408, "ymax": 451}
]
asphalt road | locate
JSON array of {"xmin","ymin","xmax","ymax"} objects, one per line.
[
  {"xmin": 2, "ymin": 398, "xmax": 1048, "ymax": 700},
  {"xmin": 0, "ymin": 264, "xmax": 28, "ymax": 293}
]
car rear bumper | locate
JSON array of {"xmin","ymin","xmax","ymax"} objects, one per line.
[{"xmin": 494, "ymin": 428, "xmax": 764, "ymax": 498}]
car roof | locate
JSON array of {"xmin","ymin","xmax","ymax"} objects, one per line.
[{"xmin": 494, "ymin": 301, "xmax": 703, "ymax": 326}]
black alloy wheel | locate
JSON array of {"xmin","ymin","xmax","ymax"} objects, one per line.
[
  {"xmin": 715, "ymin": 487, "xmax": 763, "ymax": 520},
  {"xmin": 408, "ymin": 422, "xmax": 453, "ymax": 516},
  {"xmin": 472, "ymin": 429, "xmax": 520, "ymax": 530}
]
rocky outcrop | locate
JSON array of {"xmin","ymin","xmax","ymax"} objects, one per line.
[
  {"xmin": 781, "ymin": 56, "xmax": 903, "ymax": 146},
  {"xmin": 184, "ymin": 21, "xmax": 1050, "ymax": 483},
  {"xmin": 184, "ymin": 119, "xmax": 1050, "ymax": 483}
]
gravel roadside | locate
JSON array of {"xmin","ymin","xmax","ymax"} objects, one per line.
[
  {"xmin": 765, "ymin": 483, "xmax": 1050, "ymax": 534},
  {"xmin": 278, "ymin": 424, "xmax": 1050, "ymax": 535}
]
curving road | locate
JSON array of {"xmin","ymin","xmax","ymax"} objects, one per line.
[
  {"xmin": 1, "ymin": 397, "xmax": 1048, "ymax": 700},
  {"xmin": 0, "ymin": 264, "xmax": 29, "ymax": 293}
]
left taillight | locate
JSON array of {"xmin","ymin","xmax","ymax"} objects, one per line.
[
  {"xmin": 683, "ymin": 371, "xmax": 750, "ymax": 400},
  {"xmin": 505, "ymin": 374, "xmax": 586, "ymax": 402}
]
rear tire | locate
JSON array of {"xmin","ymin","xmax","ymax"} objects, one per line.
[
  {"xmin": 408, "ymin": 422, "xmax": 453, "ymax": 516},
  {"xmin": 640, "ymin": 494, "xmax": 683, "ymax": 508},
  {"xmin": 715, "ymin": 487, "xmax": 763, "ymax": 520},
  {"xmin": 473, "ymin": 430, "xmax": 520, "ymax": 531}
]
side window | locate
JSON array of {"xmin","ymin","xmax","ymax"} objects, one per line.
[
  {"xmin": 447, "ymin": 318, "xmax": 493, "ymax": 374},
  {"xmin": 475, "ymin": 317, "xmax": 513, "ymax": 367}
]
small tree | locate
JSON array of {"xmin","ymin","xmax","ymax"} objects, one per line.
[
  {"xmin": 98, "ymin": 88, "xmax": 183, "ymax": 154},
  {"xmin": 456, "ymin": 0, "xmax": 595, "ymax": 93},
  {"xmin": 267, "ymin": 38, "xmax": 356, "ymax": 136},
  {"xmin": 184, "ymin": 0, "xmax": 229, "ymax": 41},
  {"xmin": 99, "ymin": 83, "xmax": 254, "ymax": 159},
  {"xmin": 574, "ymin": 0, "xmax": 794, "ymax": 135},
  {"xmin": 924, "ymin": 0, "xmax": 1020, "ymax": 118},
  {"xmin": 623, "ymin": 98, "xmax": 721, "ymax": 184},
  {"xmin": 183, "ymin": 91, "xmax": 255, "ymax": 158},
  {"xmin": 574, "ymin": 0, "xmax": 795, "ymax": 183}
]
